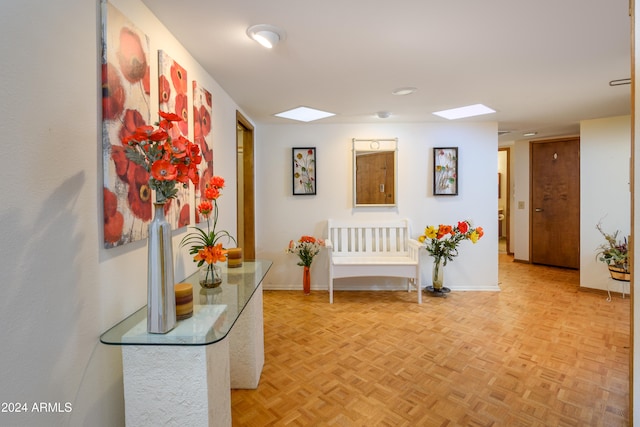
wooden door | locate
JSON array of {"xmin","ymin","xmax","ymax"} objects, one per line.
[
  {"xmin": 355, "ymin": 151, "xmax": 395, "ymax": 205},
  {"xmin": 236, "ymin": 111, "xmax": 255, "ymax": 259},
  {"xmin": 530, "ymin": 138, "xmax": 580, "ymax": 268}
]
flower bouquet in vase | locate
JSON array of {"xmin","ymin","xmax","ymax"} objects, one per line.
[
  {"xmin": 123, "ymin": 111, "xmax": 202, "ymax": 333},
  {"xmin": 286, "ymin": 236, "xmax": 325, "ymax": 294},
  {"xmin": 180, "ymin": 176, "xmax": 236, "ymax": 288},
  {"xmin": 418, "ymin": 220, "xmax": 484, "ymax": 295}
]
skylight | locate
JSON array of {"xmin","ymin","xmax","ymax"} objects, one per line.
[
  {"xmin": 432, "ymin": 104, "xmax": 496, "ymax": 120},
  {"xmin": 274, "ymin": 106, "xmax": 335, "ymax": 122}
]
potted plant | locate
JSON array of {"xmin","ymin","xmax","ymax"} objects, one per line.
[{"xmin": 595, "ymin": 222, "xmax": 629, "ymax": 281}]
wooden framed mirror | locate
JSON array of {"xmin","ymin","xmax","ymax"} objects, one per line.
[{"xmin": 353, "ymin": 138, "xmax": 398, "ymax": 207}]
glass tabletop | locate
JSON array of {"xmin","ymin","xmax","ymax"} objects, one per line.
[{"xmin": 100, "ymin": 260, "xmax": 272, "ymax": 346}]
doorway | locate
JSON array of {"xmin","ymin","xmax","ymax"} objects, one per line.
[
  {"xmin": 530, "ymin": 137, "xmax": 580, "ymax": 269},
  {"xmin": 236, "ymin": 111, "xmax": 255, "ymax": 259}
]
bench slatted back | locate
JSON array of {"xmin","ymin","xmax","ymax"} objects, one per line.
[{"xmin": 327, "ymin": 219, "xmax": 412, "ymax": 256}]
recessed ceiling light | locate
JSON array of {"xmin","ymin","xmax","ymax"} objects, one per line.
[
  {"xmin": 432, "ymin": 104, "xmax": 496, "ymax": 120},
  {"xmin": 274, "ymin": 106, "xmax": 335, "ymax": 122},
  {"xmin": 376, "ymin": 111, "xmax": 391, "ymax": 119},
  {"xmin": 246, "ymin": 24, "xmax": 285, "ymax": 49},
  {"xmin": 523, "ymin": 132, "xmax": 538, "ymax": 137},
  {"xmin": 392, "ymin": 87, "xmax": 417, "ymax": 96}
]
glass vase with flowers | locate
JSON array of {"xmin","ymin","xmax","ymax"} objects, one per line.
[
  {"xmin": 418, "ymin": 220, "xmax": 484, "ymax": 294},
  {"xmin": 286, "ymin": 236, "xmax": 325, "ymax": 294},
  {"xmin": 122, "ymin": 111, "xmax": 202, "ymax": 333},
  {"xmin": 180, "ymin": 176, "xmax": 236, "ymax": 288}
]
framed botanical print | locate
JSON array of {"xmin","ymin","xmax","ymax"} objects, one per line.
[
  {"xmin": 433, "ymin": 147, "xmax": 458, "ymax": 195},
  {"xmin": 292, "ymin": 147, "xmax": 316, "ymax": 195}
]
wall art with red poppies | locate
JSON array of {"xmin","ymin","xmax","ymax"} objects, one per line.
[
  {"xmin": 192, "ymin": 81, "xmax": 214, "ymax": 224},
  {"xmin": 158, "ymin": 50, "xmax": 191, "ymax": 230},
  {"xmin": 101, "ymin": 1, "xmax": 152, "ymax": 248}
]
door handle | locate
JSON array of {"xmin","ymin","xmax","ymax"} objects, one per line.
[{"xmin": 535, "ymin": 208, "xmax": 544, "ymax": 212}]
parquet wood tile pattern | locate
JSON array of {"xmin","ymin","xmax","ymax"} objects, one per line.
[{"xmin": 232, "ymin": 255, "xmax": 630, "ymax": 426}]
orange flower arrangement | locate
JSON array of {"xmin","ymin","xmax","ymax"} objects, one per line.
[
  {"xmin": 180, "ymin": 176, "xmax": 236, "ymax": 285},
  {"xmin": 122, "ymin": 111, "xmax": 201, "ymax": 203}
]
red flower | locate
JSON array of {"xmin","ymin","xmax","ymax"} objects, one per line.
[
  {"xmin": 159, "ymin": 75, "xmax": 171, "ymax": 104},
  {"xmin": 159, "ymin": 111, "xmax": 182, "ymax": 121},
  {"xmin": 171, "ymin": 61, "xmax": 187, "ymax": 94},
  {"xmin": 117, "ymin": 27, "xmax": 147, "ymax": 84},
  {"xmin": 210, "ymin": 176, "xmax": 225, "ymax": 189},
  {"xmin": 437, "ymin": 225, "xmax": 452, "ymax": 239},
  {"xmin": 174, "ymin": 163, "xmax": 190, "ymax": 184},
  {"xmin": 198, "ymin": 200, "xmax": 213, "ymax": 217},
  {"xmin": 204, "ymin": 186, "xmax": 220, "ymax": 200},
  {"xmin": 300, "ymin": 235, "xmax": 316, "ymax": 243},
  {"xmin": 151, "ymin": 159, "xmax": 177, "ymax": 181},
  {"xmin": 103, "ymin": 188, "xmax": 124, "ymax": 243},
  {"xmin": 170, "ymin": 136, "xmax": 188, "ymax": 159},
  {"xmin": 187, "ymin": 163, "xmax": 200, "ymax": 187},
  {"xmin": 457, "ymin": 221, "xmax": 469, "ymax": 233}
]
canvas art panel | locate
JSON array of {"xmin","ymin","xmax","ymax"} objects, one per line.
[
  {"xmin": 292, "ymin": 147, "xmax": 317, "ymax": 195},
  {"xmin": 192, "ymin": 81, "xmax": 213, "ymax": 224},
  {"xmin": 433, "ymin": 147, "xmax": 458, "ymax": 195},
  {"xmin": 101, "ymin": 0, "xmax": 152, "ymax": 248},
  {"xmin": 158, "ymin": 50, "xmax": 191, "ymax": 229}
]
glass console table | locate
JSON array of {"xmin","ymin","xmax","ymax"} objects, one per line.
[{"xmin": 100, "ymin": 260, "xmax": 272, "ymax": 427}]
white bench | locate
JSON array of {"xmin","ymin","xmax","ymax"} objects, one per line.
[{"xmin": 326, "ymin": 219, "xmax": 422, "ymax": 303}]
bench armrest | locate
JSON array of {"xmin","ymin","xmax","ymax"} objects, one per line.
[{"xmin": 408, "ymin": 238, "xmax": 423, "ymax": 262}]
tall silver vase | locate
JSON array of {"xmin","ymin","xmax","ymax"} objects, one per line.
[{"xmin": 147, "ymin": 202, "xmax": 176, "ymax": 334}]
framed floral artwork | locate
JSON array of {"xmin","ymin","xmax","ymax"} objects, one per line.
[
  {"xmin": 433, "ymin": 147, "xmax": 458, "ymax": 196},
  {"xmin": 100, "ymin": 0, "xmax": 151, "ymax": 248},
  {"xmin": 292, "ymin": 147, "xmax": 316, "ymax": 195}
]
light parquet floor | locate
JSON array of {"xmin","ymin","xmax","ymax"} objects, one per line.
[{"xmin": 231, "ymin": 255, "xmax": 630, "ymax": 426}]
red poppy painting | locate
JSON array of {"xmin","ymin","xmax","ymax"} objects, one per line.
[
  {"xmin": 193, "ymin": 81, "xmax": 213, "ymax": 223},
  {"xmin": 158, "ymin": 50, "xmax": 191, "ymax": 230},
  {"xmin": 100, "ymin": 1, "xmax": 151, "ymax": 248}
]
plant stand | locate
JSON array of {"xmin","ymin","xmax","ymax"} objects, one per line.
[{"xmin": 606, "ymin": 265, "xmax": 630, "ymax": 302}]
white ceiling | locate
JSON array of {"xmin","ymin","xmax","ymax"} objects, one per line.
[{"xmin": 142, "ymin": 0, "xmax": 631, "ymax": 142}]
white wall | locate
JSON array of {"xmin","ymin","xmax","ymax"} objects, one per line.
[
  {"xmin": 580, "ymin": 116, "xmax": 631, "ymax": 291},
  {"xmin": 0, "ymin": 1, "xmax": 243, "ymax": 425},
  {"xmin": 511, "ymin": 137, "xmax": 533, "ymax": 261},
  {"xmin": 254, "ymin": 122, "xmax": 500, "ymax": 292}
]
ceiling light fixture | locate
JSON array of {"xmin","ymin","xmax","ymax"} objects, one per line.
[
  {"xmin": 432, "ymin": 104, "xmax": 496, "ymax": 120},
  {"xmin": 246, "ymin": 24, "xmax": 285, "ymax": 49},
  {"xmin": 376, "ymin": 111, "xmax": 391, "ymax": 119},
  {"xmin": 523, "ymin": 132, "xmax": 538, "ymax": 137},
  {"xmin": 274, "ymin": 106, "xmax": 335, "ymax": 122},
  {"xmin": 392, "ymin": 87, "xmax": 417, "ymax": 96}
]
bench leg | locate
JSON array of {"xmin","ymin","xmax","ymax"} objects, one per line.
[{"xmin": 329, "ymin": 279, "xmax": 334, "ymax": 303}]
